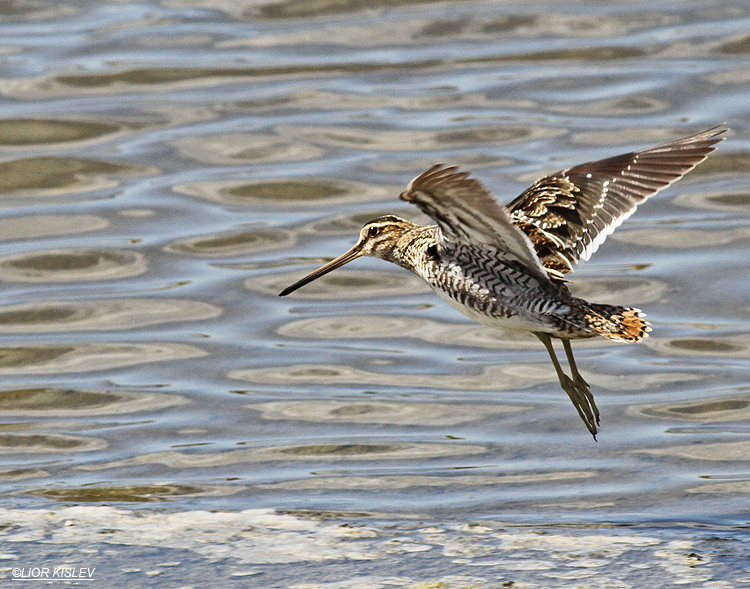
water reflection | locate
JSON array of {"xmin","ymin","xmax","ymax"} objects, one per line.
[
  {"xmin": 715, "ymin": 32, "xmax": 750, "ymax": 54},
  {"xmin": 0, "ymin": 468, "xmax": 47, "ymax": 481},
  {"xmin": 0, "ymin": 0, "xmax": 75, "ymax": 21},
  {"xmin": 0, "ymin": 249, "xmax": 146, "ymax": 282},
  {"xmin": 250, "ymin": 269, "xmax": 429, "ymax": 298},
  {"xmin": 0, "ymin": 298, "xmax": 221, "ymax": 332},
  {"xmin": 0, "ymin": 387, "xmax": 187, "ymax": 415},
  {"xmin": 676, "ymin": 188, "xmax": 750, "ymax": 211},
  {"xmin": 635, "ymin": 394, "xmax": 750, "ymax": 425},
  {"xmin": 253, "ymin": 471, "xmax": 595, "ymax": 492},
  {"xmin": 0, "ymin": 343, "xmax": 205, "ymax": 374},
  {"xmin": 175, "ymin": 178, "xmax": 394, "ymax": 207},
  {"xmin": 614, "ymin": 227, "xmax": 750, "ymax": 249},
  {"xmin": 231, "ymin": 361, "xmax": 697, "ymax": 392},
  {"xmin": 566, "ymin": 277, "xmax": 666, "ymax": 306},
  {"xmin": 167, "ymin": 229, "xmax": 294, "ymax": 256},
  {"xmin": 0, "ymin": 119, "xmax": 121, "ymax": 146},
  {"xmin": 253, "ymin": 400, "xmax": 526, "ymax": 425},
  {"xmin": 278, "ymin": 123, "xmax": 556, "ymax": 151},
  {"xmin": 0, "ymin": 157, "xmax": 152, "ymax": 195},
  {"xmin": 0, "ymin": 433, "xmax": 105, "ymax": 453},
  {"xmin": 646, "ymin": 335, "xmax": 750, "ymax": 357},
  {"xmin": 687, "ymin": 480, "xmax": 750, "ymax": 496},
  {"xmin": 4, "ymin": 61, "xmax": 460, "ymax": 98},
  {"xmin": 28, "ymin": 484, "xmax": 215, "ymax": 502},
  {"xmin": 174, "ymin": 133, "xmax": 324, "ymax": 164},
  {"xmin": 277, "ymin": 314, "xmax": 534, "ymax": 347},
  {"xmin": 308, "ymin": 210, "xmax": 420, "ymax": 235},
  {"xmin": 680, "ymin": 151, "xmax": 750, "ymax": 177},
  {"xmin": 549, "ymin": 96, "xmax": 667, "ymax": 116},
  {"xmin": 368, "ymin": 153, "xmax": 514, "ymax": 174},
  {"xmin": 0, "ymin": 214, "xmax": 108, "ymax": 240},
  {"xmin": 251, "ymin": 0, "xmax": 450, "ymax": 19},
  {"xmin": 639, "ymin": 440, "xmax": 750, "ymax": 461},
  {"xmin": 81, "ymin": 441, "xmax": 489, "ymax": 472}
]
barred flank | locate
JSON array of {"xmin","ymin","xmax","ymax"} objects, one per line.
[{"xmin": 585, "ymin": 304, "xmax": 650, "ymax": 342}]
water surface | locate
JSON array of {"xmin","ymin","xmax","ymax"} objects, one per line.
[{"xmin": 0, "ymin": 0, "xmax": 750, "ymax": 585}]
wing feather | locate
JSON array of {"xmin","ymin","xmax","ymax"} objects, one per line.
[
  {"xmin": 400, "ymin": 164, "xmax": 551, "ymax": 282},
  {"xmin": 508, "ymin": 126, "xmax": 726, "ymax": 274}
]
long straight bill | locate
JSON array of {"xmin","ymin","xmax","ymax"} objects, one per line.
[{"xmin": 278, "ymin": 245, "xmax": 363, "ymax": 296}]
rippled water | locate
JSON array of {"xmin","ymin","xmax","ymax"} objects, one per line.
[{"xmin": 1, "ymin": 0, "xmax": 750, "ymax": 583}]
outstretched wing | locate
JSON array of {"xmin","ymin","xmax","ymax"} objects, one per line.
[
  {"xmin": 508, "ymin": 125, "xmax": 726, "ymax": 276},
  {"xmin": 400, "ymin": 164, "xmax": 551, "ymax": 282}
]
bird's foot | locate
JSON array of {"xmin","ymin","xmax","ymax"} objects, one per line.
[{"xmin": 560, "ymin": 373, "xmax": 600, "ymax": 440}]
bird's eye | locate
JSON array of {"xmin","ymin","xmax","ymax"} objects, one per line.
[{"xmin": 368, "ymin": 226, "xmax": 379, "ymax": 237}]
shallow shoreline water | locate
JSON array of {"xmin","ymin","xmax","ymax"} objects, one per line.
[{"xmin": 3, "ymin": 506, "xmax": 749, "ymax": 588}]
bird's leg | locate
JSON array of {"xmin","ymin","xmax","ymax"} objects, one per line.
[
  {"xmin": 562, "ymin": 338, "xmax": 599, "ymax": 427},
  {"xmin": 534, "ymin": 332, "xmax": 599, "ymax": 439}
]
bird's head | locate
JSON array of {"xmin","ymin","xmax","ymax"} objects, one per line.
[{"xmin": 278, "ymin": 215, "xmax": 416, "ymax": 296}]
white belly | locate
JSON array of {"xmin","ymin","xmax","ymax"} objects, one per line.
[{"xmin": 433, "ymin": 287, "xmax": 553, "ymax": 334}]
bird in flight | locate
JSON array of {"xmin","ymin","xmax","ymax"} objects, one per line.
[{"xmin": 279, "ymin": 126, "xmax": 726, "ymax": 438}]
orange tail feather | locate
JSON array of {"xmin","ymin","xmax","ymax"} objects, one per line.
[{"xmin": 585, "ymin": 305, "xmax": 650, "ymax": 342}]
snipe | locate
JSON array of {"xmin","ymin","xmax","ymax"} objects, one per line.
[{"xmin": 280, "ymin": 126, "xmax": 726, "ymax": 438}]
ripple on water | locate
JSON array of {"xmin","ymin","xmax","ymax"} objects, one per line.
[
  {"xmin": 715, "ymin": 32, "xmax": 750, "ymax": 55},
  {"xmin": 231, "ymin": 361, "xmax": 698, "ymax": 393},
  {"xmin": 548, "ymin": 95, "xmax": 668, "ymax": 117},
  {"xmin": 633, "ymin": 394, "xmax": 750, "ymax": 423},
  {"xmin": 27, "ymin": 484, "xmax": 222, "ymax": 502},
  {"xmin": 3, "ymin": 61, "xmax": 451, "ymax": 98},
  {"xmin": 243, "ymin": 7, "xmax": 678, "ymax": 36},
  {"xmin": 0, "ymin": 433, "xmax": 105, "ymax": 453},
  {"xmin": 166, "ymin": 228, "xmax": 295, "ymax": 257},
  {"xmin": 253, "ymin": 269, "xmax": 429, "ymax": 298},
  {"xmin": 0, "ymin": 386, "xmax": 187, "ymax": 416},
  {"xmin": 0, "ymin": 0, "xmax": 76, "ymax": 22},
  {"xmin": 0, "ymin": 214, "xmax": 108, "ymax": 240},
  {"xmin": 675, "ymin": 189, "xmax": 750, "ymax": 211},
  {"xmin": 0, "ymin": 249, "xmax": 146, "ymax": 282},
  {"xmin": 686, "ymin": 480, "xmax": 750, "ymax": 496},
  {"xmin": 251, "ymin": 471, "xmax": 596, "ymax": 492},
  {"xmin": 0, "ymin": 157, "xmax": 154, "ymax": 196},
  {"xmin": 366, "ymin": 153, "xmax": 514, "ymax": 174},
  {"xmin": 79, "ymin": 441, "xmax": 490, "ymax": 472},
  {"xmin": 174, "ymin": 133, "xmax": 324, "ymax": 164},
  {"xmin": 231, "ymin": 362, "xmax": 543, "ymax": 392},
  {"xmin": 613, "ymin": 226, "xmax": 750, "ymax": 249},
  {"xmin": 0, "ymin": 468, "xmax": 48, "ymax": 481},
  {"xmin": 0, "ymin": 343, "xmax": 205, "ymax": 375},
  {"xmin": 250, "ymin": 0, "xmax": 457, "ymax": 19},
  {"xmin": 174, "ymin": 177, "xmax": 394, "ymax": 207},
  {"xmin": 224, "ymin": 14, "xmax": 536, "ymax": 46},
  {"xmin": 0, "ymin": 0, "xmax": 746, "ymax": 532},
  {"xmin": 0, "ymin": 298, "xmax": 221, "ymax": 332},
  {"xmin": 567, "ymin": 277, "xmax": 667, "ymax": 306},
  {"xmin": 252, "ymin": 400, "xmax": 526, "ymax": 426},
  {"xmin": 680, "ymin": 150, "xmax": 750, "ymax": 178},
  {"xmin": 570, "ymin": 127, "xmax": 687, "ymax": 147},
  {"xmin": 306, "ymin": 209, "xmax": 423, "ymax": 235},
  {"xmin": 0, "ymin": 118, "xmax": 122, "ymax": 146},
  {"xmin": 638, "ymin": 440, "xmax": 750, "ymax": 462},
  {"xmin": 277, "ymin": 123, "xmax": 558, "ymax": 151},
  {"xmin": 277, "ymin": 314, "xmax": 535, "ymax": 348},
  {"xmin": 645, "ymin": 335, "xmax": 750, "ymax": 357},
  {"xmin": 222, "ymin": 89, "xmax": 400, "ymax": 113}
]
